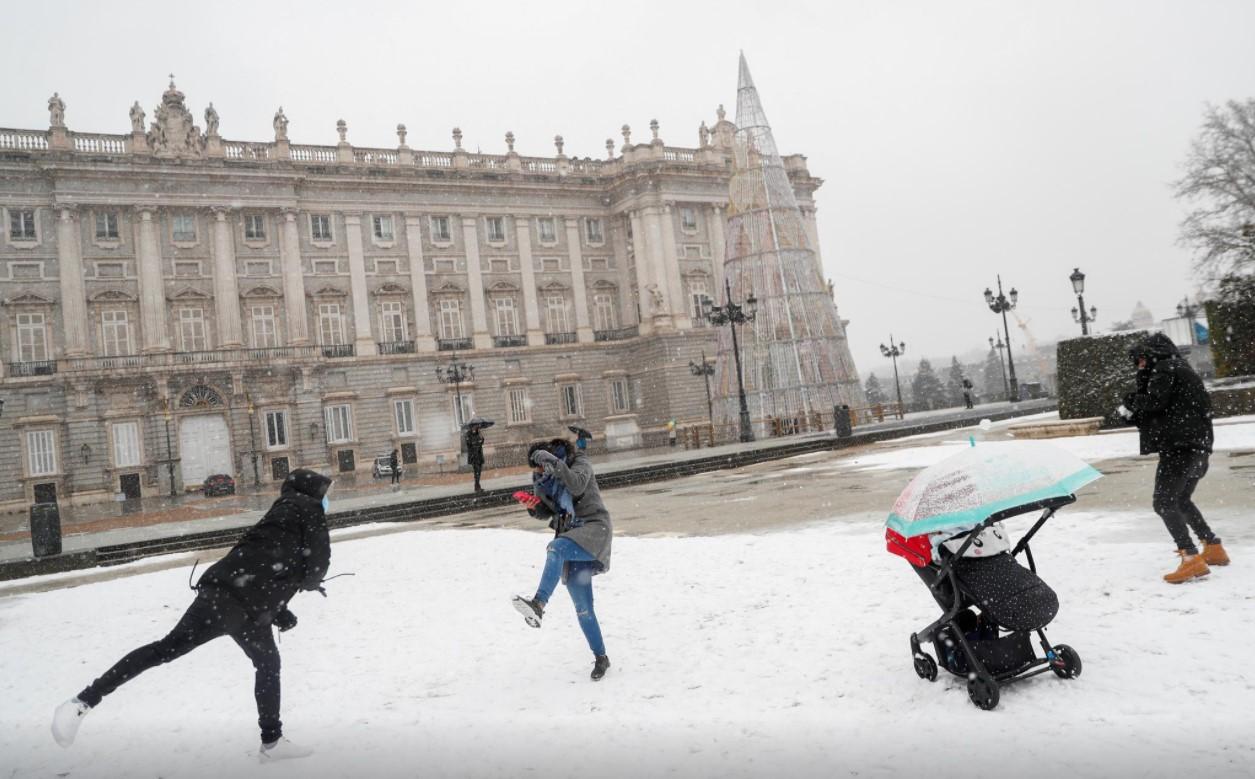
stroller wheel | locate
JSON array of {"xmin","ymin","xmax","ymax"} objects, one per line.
[
  {"xmin": 913, "ymin": 653, "xmax": 938, "ymax": 682},
  {"xmin": 967, "ymin": 676, "xmax": 1000, "ymax": 710},
  {"xmin": 1050, "ymin": 644, "xmax": 1082, "ymax": 679}
]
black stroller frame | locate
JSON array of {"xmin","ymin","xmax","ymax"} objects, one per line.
[{"xmin": 909, "ymin": 494, "xmax": 1083, "ymax": 710}]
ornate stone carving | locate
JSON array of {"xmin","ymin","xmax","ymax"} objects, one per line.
[
  {"xmin": 146, "ymin": 78, "xmax": 205, "ymax": 158},
  {"xmin": 698, "ymin": 121, "xmax": 710, "ymax": 148},
  {"xmin": 716, "ymin": 104, "xmax": 726, "ymax": 122},
  {"xmin": 505, "ymin": 131, "xmax": 515, "ymax": 153},
  {"xmin": 179, "ymin": 384, "xmax": 223, "ymax": 409},
  {"xmin": 129, "ymin": 101, "xmax": 145, "ymax": 133},
  {"xmin": 452, "ymin": 127, "xmax": 463, "ymax": 149},
  {"xmin": 48, "ymin": 93, "xmax": 66, "ymax": 127},
  {"xmin": 273, "ymin": 107, "xmax": 289, "ymax": 141},
  {"xmin": 646, "ymin": 284, "xmax": 665, "ymax": 312},
  {"xmin": 396, "ymin": 123, "xmax": 407, "ymax": 146},
  {"xmin": 621, "ymin": 124, "xmax": 631, "ymax": 146},
  {"xmin": 554, "ymin": 134, "xmax": 564, "ymax": 155},
  {"xmin": 605, "ymin": 138, "xmax": 614, "ymax": 159},
  {"xmin": 205, "ymin": 103, "xmax": 219, "ymax": 137},
  {"xmin": 650, "ymin": 118, "xmax": 660, "ymax": 142},
  {"xmin": 336, "ymin": 119, "xmax": 347, "ymax": 143}
]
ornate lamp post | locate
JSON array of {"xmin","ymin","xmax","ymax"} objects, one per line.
[
  {"xmin": 246, "ymin": 396, "xmax": 261, "ymax": 487},
  {"xmin": 1069, "ymin": 267, "xmax": 1098, "ymax": 336},
  {"xmin": 983, "ymin": 276, "xmax": 1021, "ymax": 402},
  {"xmin": 879, "ymin": 336, "xmax": 907, "ymax": 415},
  {"xmin": 704, "ymin": 280, "xmax": 757, "ymax": 443},
  {"xmin": 1176, "ymin": 297, "xmax": 1202, "ymax": 345},
  {"xmin": 160, "ymin": 398, "xmax": 177, "ymax": 497},
  {"xmin": 989, "ymin": 334, "xmax": 1010, "ymax": 400},
  {"xmin": 436, "ymin": 352, "xmax": 475, "ymax": 429},
  {"xmin": 688, "ymin": 351, "xmax": 716, "ymax": 425}
]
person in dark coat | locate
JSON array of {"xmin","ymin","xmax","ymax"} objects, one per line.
[
  {"xmin": 389, "ymin": 448, "xmax": 401, "ymax": 485},
  {"xmin": 512, "ymin": 438, "xmax": 613, "ymax": 681},
  {"xmin": 465, "ymin": 424, "xmax": 485, "ymax": 493},
  {"xmin": 568, "ymin": 425, "xmax": 592, "ymax": 452},
  {"xmin": 1120, "ymin": 332, "xmax": 1229, "ymax": 583},
  {"xmin": 51, "ymin": 469, "xmax": 334, "ymax": 761},
  {"xmin": 962, "ymin": 378, "xmax": 974, "ymax": 410}
]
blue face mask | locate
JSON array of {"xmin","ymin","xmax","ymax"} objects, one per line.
[{"xmin": 321, "ymin": 495, "xmax": 330, "ymax": 513}]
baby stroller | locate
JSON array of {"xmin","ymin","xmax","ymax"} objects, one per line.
[{"xmin": 885, "ymin": 441, "xmax": 1101, "ymax": 710}]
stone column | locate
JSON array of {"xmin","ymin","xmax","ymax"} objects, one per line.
[
  {"xmin": 640, "ymin": 207, "xmax": 675, "ymax": 331},
  {"xmin": 657, "ymin": 205, "xmax": 691, "ymax": 330},
  {"xmin": 56, "ymin": 206, "xmax": 90, "ymax": 357},
  {"xmin": 564, "ymin": 217, "xmax": 594, "ymax": 342},
  {"xmin": 404, "ymin": 215, "xmax": 437, "ymax": 353},
  {"xmin": 610, "ymin": 215, "xmax": 635, "ymax": 331},
  {"xmin": 460, "ymin": 216, "xmax": 491, "ymax": 349},
  {"xmin": 708, "ymin": 203, "xmax": 728, "ymax": 283},
  {"xmin": 211, "ymin": 209, "xmax": 243, "ymax": 348},
  {"xmin": 628, "ymin": 210, "xmax": 656, "ymax": 336},
  {"xmin": 343, "ymin": 214, "xmax": 377, "ymax": 356},
  {"xmin": 514, "ymin": 217, "xmax": 544, "ymax": 345},
  {"xmin": 133, "ymin": 208, "xmax": 171, "ymax": 352},
  {"xmin": 278, "ymin": 210, "xmax": 309, "ymax": 344}
]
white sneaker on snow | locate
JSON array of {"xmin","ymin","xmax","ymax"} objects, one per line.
[
  {"xmin": 259, "ymin": 737, "xmax": 314, "ymax": 762},
  {"xmin": 51, "ymin": 697, "xmax": 91, "ymax": 747}
]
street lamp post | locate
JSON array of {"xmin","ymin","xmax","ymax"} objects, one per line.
[
  {"xmin": 436, "ymin": 352, "xmax": 475, "ymax": 429},
  {"xmin": 1177, "ymin": 297, "xmax": 1202, "ymax": 346},
  {"xmin": 879, "ymin": 336, "xmax": 907, "ymax": 416},
  {"xmin": 983, "ymin": 275, "xmax": 1021, "ymax": 402},
  {"xmin": 989, "ymin": 334, "xmax": 1010, "ymax": 400},
  {"xmin": 705, "ymin": 279, "xmax": 758, "ymax": 443},
  {"xmin": 688, "ymin": 351, "xmax": 716, "ymax": 425},
  {"xmin": 246, "ymin": 397, "xmax": 261, "ymax": 487},
  {"xmin": 1069, "ymin": 267, "xmax": 1098, "ymax": 336},
  {"xmin": 161, "ymin": 399, "xmax": 177, "ymax": 498}
]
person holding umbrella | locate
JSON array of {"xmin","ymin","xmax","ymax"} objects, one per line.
[
  {"xmin": 568, "ymin": 425, "xmax": 592, "ymax": 452},
  {"xmin": 463, "ymin": 417, "xmax": 492, "ymax": 493}
]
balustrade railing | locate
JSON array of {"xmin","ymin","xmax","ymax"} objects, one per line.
[
  {"xmin": 290, "ymin": 145, "xmax": 338, "ymax": 163},
  {"xmin": 321, "ymin": 343, "xmax": 356, "ymax": 359},
  {"xmin": 523, "ymin": 158, "xmax": 557, "ymax": 173},
  {"xmin": 0, "ymin": 129, "xmax": 49, "ymax": 151},
  {"xmin": 467, "ymin": 154, "xmax": 506, "ymax": 169},
  {"xmin": 492, "ymin": 335, "xmax": 527, "ymax": 348},
  {"xmin": 7, "ymin": 360, "xmax": 57, "ymax": 377},
  {"xmin": 378, "ymin": 340, "xmax": 416, "ymax": 355},
  {"xmin": 545, "ymin": 332, "xmax": 577, "ymax": 345},
  {"xmin": 354, "ymin": 148, "xmax": 399, "ymax": 165},
  {"xmin": 416, "ymin": 152, "xmax": 453, "ymax": 167},
  {"xmin": 663, "ymin": 148, "xmax": 696, "ymax": 162},
  {"xmin": 593, "ymin": 326, "xmax": 638, "ymax": 342},
  {"xmin": 223, "ymin": 141, "xmax": 272, "ymax": 160},
  {"xmin": 437, "ymin": 338, "xmax": 473, "ymax": 351},
  {"xmin": 73, "ymin": 134, "xmax": 127, "ymax": 154}
]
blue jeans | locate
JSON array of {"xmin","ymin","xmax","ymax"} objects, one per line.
[{"xmin": 535, "ymin": 538, "xmax": 606, "ymax": 657}]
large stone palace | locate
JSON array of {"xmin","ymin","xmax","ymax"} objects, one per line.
[{"xmin": 0, "ymin": 80, "xmax": 836, "ymax": 509}]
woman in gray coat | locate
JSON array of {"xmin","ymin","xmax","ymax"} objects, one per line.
[{"xmin": 512, "ymin": 438, "xmax": 613, "ymax": 680}]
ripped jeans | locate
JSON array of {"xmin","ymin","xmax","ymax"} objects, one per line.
[{"xmin": 535, "ymin": 537, "xmax": 606, "ymax": 657}]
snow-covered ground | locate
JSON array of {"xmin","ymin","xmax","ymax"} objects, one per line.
[{"xmin": 2, "ymin": 505, "xmax": 1253, "ymax": 778}]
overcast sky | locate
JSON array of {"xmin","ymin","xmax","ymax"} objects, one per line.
[{"xmin": 3, "ymin": 0, "xmax": 1252, "ymax": 378}]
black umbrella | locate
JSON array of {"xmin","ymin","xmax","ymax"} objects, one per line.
[
  {"xmin": 567, "ymin": 425, "xmax": 592, "ymax": 441},
  {"xmin": 463, "ymin": 416, "xmax": 495, "ymax": 430}
]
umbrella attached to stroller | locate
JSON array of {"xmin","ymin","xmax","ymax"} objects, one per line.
[{"xmin": 885, "ymin": 440, "xmax": 1102, "ymax": 710}]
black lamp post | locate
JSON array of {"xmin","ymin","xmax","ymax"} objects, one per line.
[
  {"xmin": 1176, "ymin": 297, "xmax": 1202, "ymax": 345},
  {"xmin": 983, "ymin": 276, "xmax": 1021, "ymax": 402},
  {"xmin": 0, "ymin": 397, "xmax": 5, "ymax": 417},
  {"xmin": 436, "ymin": 352, "xmax": 475, "ymax": 429},
  {"xmin": 688, "ymin": 351, "xmax": 716, "ymax": 424},
  {"xmin": 879, "ymin": 336, "xmax": 907, "ymax": 415},
  {"xmin": 161, "ymin": 398, "xmax": 177, "ymax": 498},
  {"xmin": 705, "ymin": 279, "xmax": 757, "ymax": 443},
  {"xmin": 1069, "ymin": 267, "xmax": 1098, "ymax": 336},
  {"xmin": 246, "ymin": 397, "xmax": 260, "ymax": 487},
  {"xmin": 989, "ymin": 334, "xmax": 1010, "ymax": 400}
]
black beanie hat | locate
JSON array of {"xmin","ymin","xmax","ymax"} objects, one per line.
[{"xmin": 282, "ymin": 468, "xmax": 333, "ymax": 499}]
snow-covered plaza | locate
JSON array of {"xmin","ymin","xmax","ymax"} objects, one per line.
[{"xmin": 3, "ymin": 416, "xmax": 1253, "ymax": 778}]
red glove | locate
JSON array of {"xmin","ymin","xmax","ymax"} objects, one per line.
[{"xmin": 512, "ymin": 491, "xmax": 541, "ymax": 510}]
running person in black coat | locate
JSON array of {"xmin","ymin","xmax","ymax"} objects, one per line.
[
  {"xmin": 1120, "ymin": 333, "xmax": 1230, "ymax": 583},
  {"xmin": 51, "ymin": 469, "xmax": 334, "ymax": 761}
]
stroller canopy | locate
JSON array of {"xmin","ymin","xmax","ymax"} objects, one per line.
[{"xmin": 886, "ymin": 440, "xmax": 1101, "ymax": 539}]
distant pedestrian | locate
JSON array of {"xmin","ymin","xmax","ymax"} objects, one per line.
[
  {"xmin": 465, "ymin": 424, "xmax": 485, "ymax": 493},
  {"xmin": 667, "ymin": 419, "xmax": 677, "ymax": 447},
  {"xmin": 51, "ymin": 469, "xmax": 334, "ymax": 761},
  {"xmin": 962, "ymin": 378, "xmax": 974, "ymax": 410},
  {"xmin": 512, "ymin": 438, "xmax": 613, "ymax": 681},
  {"xmin": 389, "ymin": 448, "xmax": 400, "ymax": 485},
  {"xmin": 1120, "ymin": 333, "xmax": 1229, "ymax": 584}
]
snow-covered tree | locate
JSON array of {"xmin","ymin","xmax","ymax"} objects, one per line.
[
  {"xmin": 910, "ymin": 358, "xmax": 947, "ymax": 411},
  {"xmin": 983, "ymin": 348, "xmax": 1006, "ymax": 401},
  {"xmin": 945, "ymin": 356, "xmax": 968, "ymax": 407},
  {"xmin": 865, "ymin": 373, "xmax": 887, "ymax": 405}
]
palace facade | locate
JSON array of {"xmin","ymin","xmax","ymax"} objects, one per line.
[{"xmin": 0, "ymin": 81, "xmax": 835, "ymax": 508}]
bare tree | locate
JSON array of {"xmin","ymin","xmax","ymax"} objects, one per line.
[{"xmin": 1174, "ymin": 99, "xmax": 1255, "ymax": 281}]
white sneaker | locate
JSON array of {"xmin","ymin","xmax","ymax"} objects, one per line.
[
  {"xmin": 259, "ymin": 737, "xmax": 314, "ymax": 763},
  {"xmin": 51, "ymin": 697, "xmax": 91, "ymax": 747}
]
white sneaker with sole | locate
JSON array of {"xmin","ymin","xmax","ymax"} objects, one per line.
[
  {"xmin": 51, "ymin": 697, "xmax": 91, "ymax": 747},
  {"xmin": 259, "ymin": 737, "xmax": 314, "ymax": 763}
]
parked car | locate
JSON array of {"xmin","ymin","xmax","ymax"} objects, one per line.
[
  {"xmin": 372, "ymin": 455, "xmax": 402, "ymax": 480},
  {"xmin": 202, "ymin": 473, "xmax": 236, "ymax": 497}
]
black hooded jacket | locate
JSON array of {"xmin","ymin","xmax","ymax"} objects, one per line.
[
  {"xmin": 197, "ymin": 468, "xmax": 333, "ymax": 624},
  {"xmin": 1125, "ymin": 333, "xmax": 1213, "ymax": 455}
]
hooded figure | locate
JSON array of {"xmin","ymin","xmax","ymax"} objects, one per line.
[
  {"xmin": 1121, "ymin": 333, "xmax": 1229, "ymax": 583},
  {"xmin": 512, "ymin": 438, "xmax": 614, "ymax": 681},
  {"xmin": 51, "ymin": 469, "xmax": 334, "ymax": 762}
]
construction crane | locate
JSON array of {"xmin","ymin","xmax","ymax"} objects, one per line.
[{"xmin": 1011, "ymin": 312, "xmax": 1053, "ymax": 388}]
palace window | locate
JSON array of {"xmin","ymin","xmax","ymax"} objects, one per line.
[
  {"xmin": 178, "ymin": 308, "xmax": 208, "ymax": 352},
  {"xmin": 438, "ymin": 299, "xmax": 465, "ymax": 340},
  {"xmin": 95, "ymin": 211, "xmax": 120, "ymax": 240},
  {"xmin": 310, "ymin": 214, "xmax": 332, "ymax": 241},
  {"xmin": 507, "ymin": 386, "xmax": 531, "ymax": 424},
  {"xmin": 380, "ymin": 301, "xmax": 407, "ymax": 343},
  {"xmin": 10, "ymin": 209, "xmax": 36, "ymax": 240},
  {"xmin": 689, "ymin": 280, "xmax": 710, "ymax": 325},
  {"xmin": 324, "ymin": 404, "xmax": 354, "ymax": 444},
  {"xmin": 559, "ymin": 383, "xmax": 582, "ymax": 418},
  {"xmin": 172, "ymin": 214, "xmax": 197, "ymax": 242},
  {"xmin": 593, "ymin": 293, "xmax": 617, "ymax": 332},
  {"xmin": 494, "ymin": 297, "xmax": 519, "ymax": 336},
  {"xmin": 111, "ymin": 421, "xmax": 142, "ymax": 468},
  {"xmin": 394, "ymin": 398, "xmax": 416, "ymax": 436},
  {"xmin": 26, "ymin": 430, "xmax": 57, "ymax": 476},
  {"xmin": 609, "ymin": 377, "xmax": 631, "ymax": 414},
  {"xmin": 318, "ymin": 303, "xmax": 345, "ymax": 345},
  {"xmin": 372, "ymin": 215, "xmax": 394, "ymax": 241},
  {"xmin": 265, "ymin": 410, "xmax": 288, "ymax": 449},
  {"xmin": 537, "ymin": 217, "xmax": 557, "ymax": 243},
  {"xmin": 584, "ymin": 218, "xmax": 604, "ymax": 243},
  {"xmin": 244, "ymin": 214, "xmax": 266, "ymax": 241},
  {"xmin": 16, "ymin": 312, "xmax": 49, "ymax": 362},
  {"xmin": 544, "ymin": 295, "xmax": 569, "ymax": 334},
  {"xmin": 250, "ymin": 305, "xmax": 278, "ymax": 348},
  {"xmin": 451, "ymin": 392, "xmax": 474, "ymax": 431},
  {"xmin": 101, "ymin": 310, "xmax": 134, "ymax": 356},
  {"xmin": 485, "ymin": 216, "xmax": 506, "ymax": 243},
  {"xmin": 680, "ymin": 207, "xmax": 698, "ymax": 231},
  {"xmin": 430, "ymin": 215, "xmax": 451, "ymax": 242}
]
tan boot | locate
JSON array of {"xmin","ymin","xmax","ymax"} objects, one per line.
[
  {"xmin": 1201, "ymin": 541, "xmax": 1230, "ymax": 567},
  {"xmin": 1164, "ymin": 550, "xmax": 1210, "ymax": 584}
]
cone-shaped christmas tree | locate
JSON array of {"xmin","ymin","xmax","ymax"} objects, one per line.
[{"xmin": 714, "ymin": 53, "xmax": 864, "ymax": 434}]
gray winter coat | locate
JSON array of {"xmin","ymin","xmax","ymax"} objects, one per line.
[{"xmin": 541, "ymin": 452, "xmax": 612, "ymax": 572}]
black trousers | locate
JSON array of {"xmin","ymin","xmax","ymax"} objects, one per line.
[
  {"xmin": 390, "ymin": 468, "xmax": 400, "ymax": 484},
  {"xmin": 78, "ymin": 589, "xmax": 283, "ymax": 743},
  {"xmin": 1153, "ymin": 449, "xmax": 1217, "ymax": 554},
  {"xmin": 472, "ymin": 463, "xmax": 483, "ymax": 489}
]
